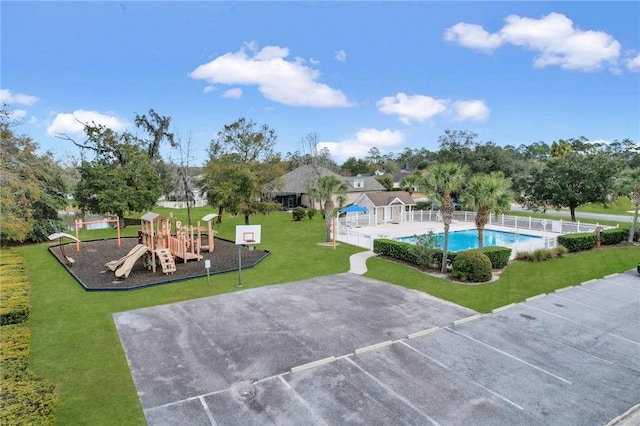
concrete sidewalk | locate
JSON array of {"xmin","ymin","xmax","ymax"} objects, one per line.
[{"xmin": 348, "ymin": 250, "xmax": 377, "ymax": 274}]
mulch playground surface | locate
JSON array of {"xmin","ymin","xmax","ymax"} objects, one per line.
[{"xmin": 49, "ymin": 237, "xmax": 270, "ymax": 291}]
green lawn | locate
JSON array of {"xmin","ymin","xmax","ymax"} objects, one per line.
[
  {"xmin": 19, "ymin": 207, "xmax": 640, "ymax": 424},
  {"xmin": 22, "ymin": 209, "xmax": 361, "ymax": 426},
  {"xmin": 365, "ymin": 247, "xmax": 639, "ymax": 313}
]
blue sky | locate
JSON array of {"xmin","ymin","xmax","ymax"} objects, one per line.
[{"xmin": 2, "ymin": 1, "xmax": 639, "ymax": 165}]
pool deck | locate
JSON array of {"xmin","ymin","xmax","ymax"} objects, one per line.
[{"xmin": 336, "ymin": 220, "xmax": 560, "ymax": 252}]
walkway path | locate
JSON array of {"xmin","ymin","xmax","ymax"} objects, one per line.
[{"xmin": 348, "ymin": 250, "xmax": 377, "ymax": 275}]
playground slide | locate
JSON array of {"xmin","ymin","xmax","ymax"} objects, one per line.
[
  {"xmin": 105, "ymin": 244, "xmax": 147, "ymax": 271},
  {"xmin": 114, "ymin": 245, "xmax": 151, "ymax": 279}
]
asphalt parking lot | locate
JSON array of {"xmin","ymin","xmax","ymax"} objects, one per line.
[{"xmin": 114, "ymin": 270, "xmax": 640, "ymax": 425}]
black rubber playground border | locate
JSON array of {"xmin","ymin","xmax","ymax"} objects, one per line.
[{"xmin": 48, "ymin": 237, "xmax": 270, "ymax": 291}]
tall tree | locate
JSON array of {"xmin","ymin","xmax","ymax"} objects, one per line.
[
  {"xmin": 174, "ymin": 133, "xmax": 195, "ymax": 226},
  {"xmin": 523, "ymin": 152, "xmax": 618, "ymax": 222},
  {"xmin": 436, "ymin": 129, "xmax": 478, "ymax": 164},
  {"xmin": 312, "ymin": 175, "xmax": 348, "ymax": 242},
  {"xmin": 201, "ymin": 118, "xmax": 283, "ymax": 225},
  {"xmin": 73, "ymin": 124, "xmax": 161, "ymax": 222},
  {"xmin": 613, "ymin": 168, "xmax": 640, "ymax": 242},
  {"xmin": 341, "ymin": 157, "xmax": 372, "ymax": 176},
  {"xmin": 550, "ymin": 139, "xmax": 572, "ymax": 157},
  {"xmin": 461, "ymin": 173, "xmax": 513, "ymax": 252},
  {"xmin": 420, "ymin": 162, "xmax": 468, "ymax": 273},
  {"xmin": 134, "ymin": 109, "xmax": 176, "ymax": 160},
  {"xmin": 0, "ymin": 108, "xmax": 67, "ymax": 244}
]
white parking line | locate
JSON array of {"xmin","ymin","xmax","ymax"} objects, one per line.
[
  {"xmin": 574, "ymin": 285, "xmax": 637, "ymax": 304},
  {"xmin": 344, "ymin": 357, "xmax": 442, "ymax": 426},
  {"xmin": 446, "ymin": 329, "xmax": 572, "ymax": 385}
]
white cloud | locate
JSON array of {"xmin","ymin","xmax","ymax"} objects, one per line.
[
  {"xmin": 451, "ymin": 100, "xmax": 490, "ymax": 122},
  {"xmin": 445, "ymin": 12, "xmax": 622, "ymax": 72},
  {"xmin": 333, "ymin": 49, "xmax": 347, "ymax": 62},
  {"xmin": 221, "ymin": 88, "xmax": 243, "ymax": 99},
  {"xmin": 203, "ymin": 85, "xmax": 216, "ymax": 94},
  {"xmin": 443, "ymin": 23, "xmax": 503, "ymax": 52},
  {"xmin": 189, "ymin": 43, "xmax": 353, "ymax": 107},
  {"xmin": 625, "ymin": 52, "xmax": 640, "ymax": 72},
  {"xmin": 8, "ymin": 109, "xmax": 27, "ymax": 120},
  {"xmin": 46, "ymin": 110, "xmax": 130, "ymax": 137},
  {"xmin": 0, "ymin": 89, "xmax": 39, "ymax": 105},
  {"xmin": 318, "ymin": 128, "xmax": 405, "ymax": 161},
  {"xmin": 377, "ymin": 92, "xmax": 490, "ymax": 124},
  {"xmin": 377, "ymin": 93, "xmax": 449, "ymax": 124}
]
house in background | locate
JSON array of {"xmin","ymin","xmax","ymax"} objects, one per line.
[
  {"xmin": 352, "ymin": 191, "xmax": 417, "ymax": 225},
  {"xmin": 273, "ymin": 165, "xmax": 385, "ymax": 210}
]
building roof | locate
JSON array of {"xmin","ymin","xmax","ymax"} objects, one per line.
[
  {"xmin": 276, "ymin": 165, "xmax": 385, "ymax": 194},
  {"xmin": 360, "ymin": 191, "xmax": 416, "ymax": 207}
]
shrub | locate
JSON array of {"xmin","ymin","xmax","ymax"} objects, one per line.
[
  {"xmin": 0, "ymin": 324, "xmax": 31, "ymax": 363},
  {"xmin": 373, "ymin": 239, "xmax": 417, "ymax": 264},
  {"xmin": 482, "ymin": 246, "xmax": 511, "ymax": 269},
  {"xmin": 553, "ymin": 245, "xmax": 569, "ymax": 257},
  {"xmin": 292, "ymin": 207, "xmax": 306, "ymax": 221},
  {"xmin": 451, "ymin": 250, "xmax": 492, "ymax": 282},
  {"xmin": 0, "ymin": 367, "xmax": 57, "ymax": 426},
  {"xmin": 600, "ymin": 228, "xmax": 629, "ymax": 245},
  {"xmin": 557, "ymin": 233, "xmax": 598, "ymax": 252},
  {"xmin": 307, "ymin": 208, "xmax": 317, "ymax": 220},
  {"xmin": 516, "ymin": 245, "xmax": 569, "ymax": 262},
  {"xmin": 411, "ymin": 232, "xmax": 439, "ymax": 269},
  {"xmin": 0, "ymin": 279, "xmax": 29, "ymax": 326}
]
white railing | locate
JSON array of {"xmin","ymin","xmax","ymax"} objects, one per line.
[
  {"xmin": 404, "ymin": 210, "xmax": 614, "ymax": 234},
  {"xmin": 155, "ymin": 199, "xmax": 208, "ymax": 209},
  {"xmin": 334, "ymin": 210, "xmax": 616, "ymax": 252}
]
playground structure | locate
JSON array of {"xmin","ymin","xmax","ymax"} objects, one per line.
[
  {"xmin": 105, "ymin": 212, "xmax": 218, "ymax": 278},
  {"xmin": 74, "ymin": 217, "xmax": 121, "ymax": 252}
]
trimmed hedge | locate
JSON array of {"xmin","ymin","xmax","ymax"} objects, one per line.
[
  {"xmin": 374, "ymin": 239, "xmax": 417, "ymax": 264},
  {"xmin": 0, "ymin": 251, "xmax": 58, "ymax": 426},
  {"xmin": 373, "ymin": 239, "xmax": 457, "ymax": 269},
  {"xmin": 0, "ymin": 367, "xmax": 57, "ymax": 426},
  {"xmin": 557, "ymin": 233, "xmax": 598, "ymax": 252},
  {"xmin": 601, "ymin": 228, "xmax": 630, "ymax": 245},
  {"xmin": 0, "ymin": 279, "xmax": 29, "ymax": 326},
  {"xmin": 0, "ymin": 324, "xmax": 31, "ymax": 363},
  {"xmin": 451, "ymin": 250, "xmax": 493, "ymax": 282},
  {"xmin": 482, "ymin": 246, "xmax": 511, "ymax": 269}
]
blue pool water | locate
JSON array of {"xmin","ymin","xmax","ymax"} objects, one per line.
[{"xmin": 395, "ymin": 229, "xmax": 542, "ymax": 252}]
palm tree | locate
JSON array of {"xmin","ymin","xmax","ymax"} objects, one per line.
[
  {"xmin": 614, "ymin": 168, "xmax": 640, "ymax": 242},
  {"xmin": 313, "ymin": 175, "xmax": 348, "ymax": 242},
  {"xmin": 420, "ymin": 163, "xmax": 467, "ymax": 273},
  {"xmin": 399, "ymin": 171, "xmax": 422, "ymax": 196},
  {"xmin": 461, "ymin": 172, "xmax": 513, "ymax": 252}
]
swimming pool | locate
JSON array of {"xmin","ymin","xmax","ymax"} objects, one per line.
[{"xmin": 395, "ymin": 228, "xmax": 542, "ymax": 252}]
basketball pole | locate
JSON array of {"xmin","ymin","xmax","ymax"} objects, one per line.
[{"xmin": 238, "ymin": 246, "xmax": 242, "ymax": 287}]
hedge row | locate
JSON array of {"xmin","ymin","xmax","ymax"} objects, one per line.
[
  {"xmin": 482, "ymin": 246, "xmax": 512, "ymax": 269},
  {"xmin": 601, "ymin": 228, "xmax": 631, "ymax": 245},
  {"xmin": 0, "ymin": 251, "xmax": 57, "ymax": 426},
  {"xmin": 373, "ymin": 239, "xmax": 511, "ymax": 270},
  {"xmin": 557, "ymin": 233, "xmax": 598, "ymax": 252}
]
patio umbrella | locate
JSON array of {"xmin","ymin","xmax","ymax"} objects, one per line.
[{"xmin": 338, "ymin": 205, "xmax": 368, "ymax": 214}]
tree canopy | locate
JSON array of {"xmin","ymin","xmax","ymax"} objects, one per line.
[
  {"xmin": 522, "ymin": 152, "xmax": 618, "ymax": 222},
  {"xmin": 73, "ymin": 124, "xmax": 162, "ymax": 221},
  {"xmin": 200, "ymin": 117, "xmax": 284, "ymax": 225},
  {"xmin": 1, "ymin": 109, "xmax": 67, "ymax": 243}
]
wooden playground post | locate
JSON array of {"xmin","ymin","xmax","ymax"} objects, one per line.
[{"xmin": 75, "ymin": 217, "xmax": 122, "ymax": 252}]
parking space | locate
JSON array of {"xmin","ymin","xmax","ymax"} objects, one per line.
[{"xmin": 114, "ymin": 271, "xmax": 639, "ymax": 425}]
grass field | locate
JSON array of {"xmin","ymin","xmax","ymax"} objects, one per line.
[{"xmin": 17, "ymin": 207, "xmax": 640, "ymax": 425}]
